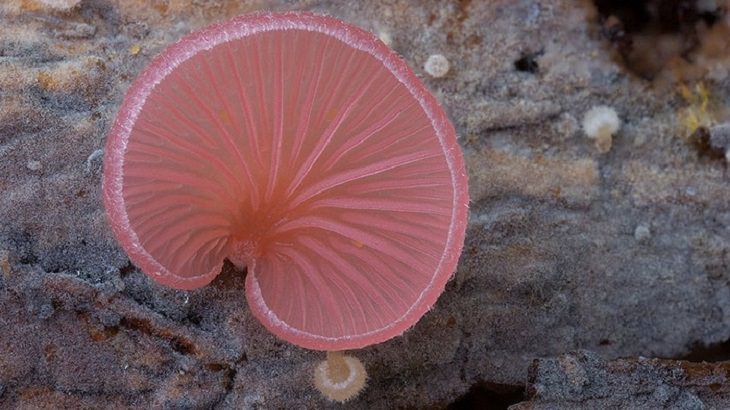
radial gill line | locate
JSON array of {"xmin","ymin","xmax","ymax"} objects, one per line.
[
  {"xmin": 282, "ymin": 45, "xmax": 360, "ymax": 200},
  {"xmin": 265, "ymin": 36, "xmax": 286, "ymax": 203},
  {"xmin": 283, "ymin": 65, "xmax": 384, "ymax": 205},
  {"xmin": 287, "ymin": 150, "xmax": 441, "ymax": 210},
  {"xmin": 136, "ymin": 112, "xmax": 244, "ymax": 198},
  {"xmin": 299, "ymin": 236, "xmax": 365, "ymax": 334},
  {"xmin": 288, "ymin": 36, "xmax": 329, "ymax": 168},
  {"xmin": 224, "ymin": 40, "xmax": 265, "ymax": 200},
  {"xmin": 271, "ymin": 215, "xmax": 430, "ymax": 273},
  {"xmin": 319, "ymin": 106, "xmax": 405, "ymax": 172},
  {"xmin": 198, "ymin": 53, "xmax": 259, "ymax": 210},
  {"xmin": 329, "ymin": 238, "xmax": 414, "ymax": 321},
  {"xmin": 308, "ymin": 197, "xmax": 449, "ymax": 215},
  {"xmin": 279, "ymin": 246, "xmax": 344, "ymax": 336},
  {"xmin": 300, "ymin": 235, "xmax": 389, "ymax": 331},
  {"xmin": 124, "ymin": 161, "xmax": 239, "ymax": 205}
]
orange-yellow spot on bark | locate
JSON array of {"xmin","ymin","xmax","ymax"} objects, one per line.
[{"xmin": 37, "ymin": 71, "xmax": 57, "ymax": 90}]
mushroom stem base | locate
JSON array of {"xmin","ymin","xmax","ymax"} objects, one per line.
[{"xmin": 313, "ymin": 351, "xmax": 367, "ymax": 402}]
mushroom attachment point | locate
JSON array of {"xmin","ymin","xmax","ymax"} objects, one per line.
[{"xmin": 313, "ymin": 351, "xmax": 367, "ymax": 402}]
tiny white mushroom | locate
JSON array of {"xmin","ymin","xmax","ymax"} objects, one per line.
[
  {"xmin": 377, "ymin": 29, "xmax": 393, "ymax": 47},
  {"xmin": 582, "ymin": 105, "xmax": 621, "ymax": 154},
  {"xmin": 314, "ymin": 351, "xmax": 367, "ymax": 402},
  {"xmin": 424, "ymin": 54, "xmax": 450, "ymax": 78},
  {"xmin": 634, "ymin": 223, "xmax": 651, "ymax": 241}
]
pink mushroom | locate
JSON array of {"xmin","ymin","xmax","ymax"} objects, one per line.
[{"xmin": 103, "ymin": 12, "xmax": 468, "ymax": 351}]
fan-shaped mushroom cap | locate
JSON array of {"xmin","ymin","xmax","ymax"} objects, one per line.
[{"xmin": 103, "ymin": 12, "xmax": 469, "ymax": 350}]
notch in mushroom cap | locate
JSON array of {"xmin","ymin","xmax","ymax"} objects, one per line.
[{"xmin": 103, "ymin": 11, "xmax": 469, "ymax": 351}]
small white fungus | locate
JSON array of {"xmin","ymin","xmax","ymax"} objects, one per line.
[
  {"xmin": 314, "ymin": 352, "xmax": 367, "ymax": 402},
  {"xmin": 85, "ymin": 148, "xmax": 104, "ymax": 173},
  {"xmin": 582, "ymin": 105, "xmax": 621, "ymax": 153},
  {"xmin": 424, "ymin": 54, "xmax": 450, "ymax": 78},
  {"xmin": 38, "ymin": 0, "xmax": 82, "ymax": 11},
  {"xmin": 377, "ymin": 29, "xmax": 393, "ymax": 46},
  {"xmin": 634, "ymin": 223, "xmax": 651, "ymax": 241}
]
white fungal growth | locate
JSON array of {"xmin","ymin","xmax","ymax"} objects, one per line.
[
  {"xmin": 85, "ymin": 148, "xmax": 104, "ymax": 173},
  {"xmin": 313, "ymin": 351, "xmax": 367, "ymax": 402},
  {"xmin": 377, "ymin": 29, "xmax": 393, "ymax": 46},
  {"xmin": 582, "ymin": 105, "xmax": 621, "ymax": 153},
  {"xmin": 634, "ymin": 223, "xmax": 651, "ymax": 241},
  {"xmin": 424, "ymin": 54, "xmax": 450, "ymax": 78},
  {"xmin": 37, "ymin": 0, "xmax": 82, "ymax": 11}
]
